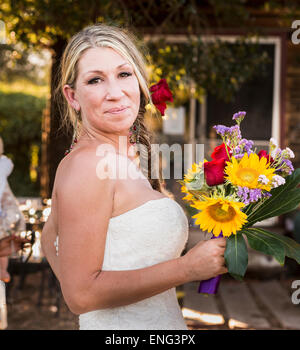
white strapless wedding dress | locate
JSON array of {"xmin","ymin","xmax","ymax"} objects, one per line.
[{"xmin": 78, "ymin": 197, "xmax": 189, "ymax": 330}]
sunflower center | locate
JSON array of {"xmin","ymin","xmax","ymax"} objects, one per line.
[
  {"xmin": 236, "ymin": 168, "xmax": 258, "ymax": 184},
  {"xmin": 208, "ymin": 203, "xmax": 236, "ymax": 222}
]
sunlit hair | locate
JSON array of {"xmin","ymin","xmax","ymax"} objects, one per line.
[
  {"xmin": 55, "ymin": 23, "xmax": 167, "ymax": 193},
  {"xmin": 0, "ymin": 137, "xmax": 3, "ymax": 155}
]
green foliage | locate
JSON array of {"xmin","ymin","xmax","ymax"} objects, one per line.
[
  {"xmin": 0, "ymin": 0, "xmax": 273, "ymax": 106},
  {"xmin": 0, "ymin": 0, "xmax": 121, "ymax": 48},
  {"xmin": 0, "ymin": 44, "xmax": 50, "ymax": 85},
  {"xmin": 245, "ymin": 168, "xmax": 300, "ymax": 226},
  {"xmin": 147, "ymin": 37, "xmax": 271, "ymax": 104},
  {"xmin": 242, "ymin": 227, "xmax": 285, "ymax": 265},
  {"xmin": 224, "ymin": 232, "xmax": 248, "ymax": 280},
  {"xmin": 0, "ymin": 89, "xmax": 46, "ymax": 196},
  {"xmin": 242, "ymin": 227, "xmax": 300, "ymax": 265},
  {"xmin": 225, "ymin": 222, "xmax": 300, "ymax": 282}
]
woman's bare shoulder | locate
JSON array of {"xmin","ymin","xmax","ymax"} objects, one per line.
[{"xmin": 54, "ymin": 145, "xmax": 116, "ymax": 196}]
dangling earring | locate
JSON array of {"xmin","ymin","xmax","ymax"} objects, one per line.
[
  {"xmin": 129, "ymin": 119, "xmax": 140, "ymax": 145},
  {"xmin": 72, "ymin": 110, "xmax": 79, "ymax": 144},
  {"xmin": 64, "ymin": 110, "xmax": 79, "ymax": 156}
]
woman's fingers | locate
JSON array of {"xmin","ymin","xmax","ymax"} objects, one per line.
[
  {"xmin": 216, "ymin": 237, "xmax": 227, "ymax": 247},
  {"xmin": 220, "ymin": 266, "xmax": 228, "ymax": 274}
]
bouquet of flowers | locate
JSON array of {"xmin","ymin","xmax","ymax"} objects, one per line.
[{"xmin": 179, "ymin": 111, "xmax": 300, "ymax": 294}]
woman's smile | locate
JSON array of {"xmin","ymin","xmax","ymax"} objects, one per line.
[{"xmin": 105, "ymin": 106, "xmax": 129, "ymax": 114}]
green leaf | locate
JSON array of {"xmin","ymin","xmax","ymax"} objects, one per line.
[
  {"xmin": 243, "ymin": 227, "xmax": 300, "ymax": 265},
  {"xmin": 242, "ymin": 228, "xmax": 285, "ymax": 265},
  {"xmin": 224, "ymin": 233, "xmax": 248, "ymax": 281},
  {"xmin": 246, "ymin": 188, "xmax": 300, "ymax": 226},
  {"xmin": 245, "ymin": 168, "xmax": 300, "ymax": 226}
]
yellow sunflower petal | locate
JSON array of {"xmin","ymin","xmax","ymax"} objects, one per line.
[
  {"xmin": 225, "ymin": 153, "xmax": 275, "ymax": 190},
  {"xmin": 192, "ymin": 197, "xmax": 248, "ymax": 237}
]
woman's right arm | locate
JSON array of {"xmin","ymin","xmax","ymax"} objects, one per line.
[{"xmin": 56, "ymin": 150, "xmax": 227, "ymax": 315}]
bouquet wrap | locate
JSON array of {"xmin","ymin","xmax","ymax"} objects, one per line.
[{"xmin": 198, "ymin": 232, "xmax": 223, "ymax": 294}]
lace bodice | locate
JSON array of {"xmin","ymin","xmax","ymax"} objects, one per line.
[{"xmin": 78, "ymin": 197, "xmax": 189, "ymax": 330}]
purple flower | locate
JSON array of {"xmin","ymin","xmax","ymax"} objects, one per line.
[
  {"xmin": 233, "ymin": 154, "xmax": 244, "ymax": 159},
  {"xmin": 283, "ymin": 158, "xmax": 294, "ymax": 171},
  {"xmin": 278, "ymin": 158, "xmax": 294, "ymax": 175},
  {"xmin": 213, "ymin": 125, "xmax": 230, "ymax": 137},
  {"xmin": 237, "ymin": 186, "xmax": 244, "ymax": 197},
  {"xmin": 237, "ymin": 186, "xmax": 263, "ymax": 204},
  {"xmin": 249, "ymin": 188, "xmax": 262, "ymax": 202},
  {"xmin": 243, "ymin": 196, "xmax": 250, "ymax": 205},
  {"xmin": 236, "ymin": 186, "xmax": 250, "ymax": 204},
  {"xmin": 245, "ymin": 141, "xmax": 254, "ymax": 153},
  {"xmin": 243, "ymin": 187, "xmax": 249, "ymax": 193},
  {"xmin": 263, "ymin": 192, "xmax": 272, "ymax": 198},
  {"xmin": 234, "ymin": 146, "xmax": 241, "ymax": 153},
  {"xmin": 233, "ymin": 111, "xmax": 246, "ymax": 122},
  {"xmin": 240, "ymin": 138, "xmax": 254, "ymax": 154},
  {"xmin": 228, "ymin": 125, "xmax": 242, "ymax": 139}
]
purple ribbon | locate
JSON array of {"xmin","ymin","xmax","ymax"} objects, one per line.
[{"xmin": 198, "ymin": 231, "xmax": 223, "ymax": 295}]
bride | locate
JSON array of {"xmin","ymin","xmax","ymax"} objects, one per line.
[{"xmin": 41, "ymin": 23, "xmax": 227, "ymax": 330}]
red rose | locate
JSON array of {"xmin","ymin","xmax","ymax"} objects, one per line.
[
  {"xmin": 204, "ymin": 158, "xmax": 226, "ymax": 186},
  {"xmin": 211, "ymin": 143, "xmax": 232, "ymax": 161},
  {"xmin": 149, "ymin": 78, "xmax": 173, "ymax": 116},
  {"xmin": 258, "ymin": 150, "xmax": 273, "ymax": 163}
]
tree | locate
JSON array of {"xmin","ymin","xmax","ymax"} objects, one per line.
[{"xmin": 0, "ymin": 90, "xmax": 45, "ymax": 196}]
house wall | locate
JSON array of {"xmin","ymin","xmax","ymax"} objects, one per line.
[{"xmin": 286, "ymin": 40, "xmax": 300, "ymax": 169}]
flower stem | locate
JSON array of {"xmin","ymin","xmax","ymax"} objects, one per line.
[{"xmin": 223, "ymin": 137, "xmax": 231, "ymax": 160}]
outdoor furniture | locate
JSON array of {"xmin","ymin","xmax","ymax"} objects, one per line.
[{"xmin": 5, "ymin": 224, "xmax": 62, "ymax": 317}]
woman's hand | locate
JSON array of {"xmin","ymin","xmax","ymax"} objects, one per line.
[
  {"xmin": 0, "ymin": 235, "xmax": 31, "ymax": 257},
  {"xmin": 181, "ymin": 237, "xmax": 228, "ymax": 283}
]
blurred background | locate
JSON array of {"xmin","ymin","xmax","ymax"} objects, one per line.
[{"xmin": 0, "ymin": 0, "xmax": 300, "ymax": 330}]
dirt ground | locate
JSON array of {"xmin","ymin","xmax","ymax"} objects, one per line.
[{"xmin": 5, "ymin": 271, "xmax": 78, "ymax": 330}]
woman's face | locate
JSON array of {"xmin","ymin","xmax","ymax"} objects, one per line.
[{"xmin": 64, "ymin": 46, "xmax": 141, "ymax": 135}]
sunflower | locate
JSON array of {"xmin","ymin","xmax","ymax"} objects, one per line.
[
  {"xmin": 225, "ymin": 153, "xmax": 275, "ymax": 191},
  {"xmin": 192, "ymin": 196, "xmax": 248, "ymax": 237},
  {"xmin": 184, "ymin": 162, "xmax": 203, "ymax": 183},
  {"xmin": 181, "ymin": 184, "xmax": 194, "ymax": 202}
]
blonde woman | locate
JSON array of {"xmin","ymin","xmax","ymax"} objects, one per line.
[{"xmin": 41, "ymin": 23, "xmax": 227, "ymax": 330}]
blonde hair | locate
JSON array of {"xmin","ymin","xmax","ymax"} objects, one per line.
[{"xmin": 55, "ymin": 23, "xmax": 166, "ymax": 192}]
